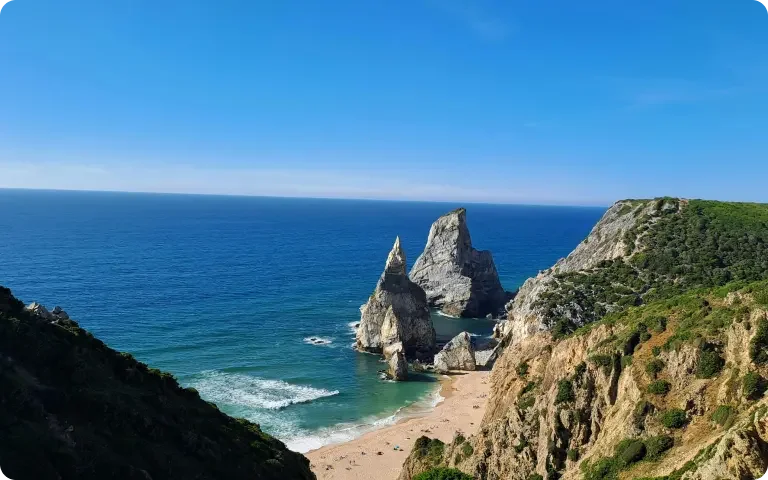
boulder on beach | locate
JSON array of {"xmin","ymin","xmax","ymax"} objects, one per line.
[
  {"xmin": 409, "ymin": 208, "xmax": 509, "ymax": 318},
  {"xmin": 433, "ymin": 332, "xmax": 476, "ymax": 373},
  {"xmin": 356, "ymin": 237, "xmax": 436, "ymax": 359}
]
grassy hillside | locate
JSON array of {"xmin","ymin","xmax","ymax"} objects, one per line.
[
  {"xmin": 0, "ymin": 286, "xmax": 315, "ymax": 480},
  {"xmin": 535, "ymin": 199, "xmax": 768, "ymax": 338}
]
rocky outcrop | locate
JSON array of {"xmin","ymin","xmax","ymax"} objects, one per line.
[
  {"xmin": 25, "ymin": 302, "xmax": 70, "ymax": 322},
  {"xmin": 433, "ymin": 332, "xmax": 476, "ymax": 373},
  {"xmin": 499, "ymin": 199, "xmax": 670, "ymax": 342},
  {"xmin": 410, "ymin": 208, "xmax": 508, "ymax": 318},
  {"xmin": 386, "ymin": 346, "xmax": 409, "ymax": 381},
  {"xmin": 399, "ymin": 286, "xmax": 768, "ymax": 480},
  {"xmin": 357, "ymin": 237, "xmax": 436, "ymax": 359}
]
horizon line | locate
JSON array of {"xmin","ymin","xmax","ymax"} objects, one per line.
[{"xmin": 0, "ymin": 187, "xmax": 613, "ymax": 209}]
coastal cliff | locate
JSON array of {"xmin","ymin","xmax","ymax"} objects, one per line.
[
  {"xmin": 410, "ymin": 208, "xmax": 508, "ymax": 318},
  {"xmin": 357, "ymin": 237, "xmax": 436, "ymax": 359},
  {"xmin": 0, "ymin": 286, "xmax": 315, "ymax": 480},
  {"xmin": 400, "ymin": 198, "xmax": 768, "ymax": 480}
]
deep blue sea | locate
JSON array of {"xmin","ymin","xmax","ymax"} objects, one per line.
[{"xmin": 0, "ymin": 189, "xmax": 604, "ymax": 451}]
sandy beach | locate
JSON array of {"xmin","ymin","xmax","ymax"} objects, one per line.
[{"xmin": 307, "ymin": 370, "xmax": 490, "ymax": 480}]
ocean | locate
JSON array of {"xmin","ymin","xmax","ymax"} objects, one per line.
[{"xmin": 0, "ymin": 189, "xmax": 605, "ymax": 452}]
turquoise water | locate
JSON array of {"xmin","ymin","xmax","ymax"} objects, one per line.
[{"xmin": 0, "ymin": 189, "xmax": 604, "ymax": 451}]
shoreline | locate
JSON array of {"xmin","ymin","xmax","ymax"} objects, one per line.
[{"xmin": 306, "ymin": 370, "xmax": 490, "ymax": 480}]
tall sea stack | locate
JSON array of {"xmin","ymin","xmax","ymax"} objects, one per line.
[
  {"xmin": 410, "ymin": 208, "xmax": 508, "ymax": 318},
  {"xmin": 356, "ymin": 237, "xmax": 436, "ymax": 359}
]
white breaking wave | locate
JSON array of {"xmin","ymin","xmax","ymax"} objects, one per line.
[
  {"xmin": 347, "ymin": 321, "xmax": 360, "ymax": 334},
  {"xmin": 189, "ymin": 371, "xmax": 339, "ymax": 410},
  {"xmin": 284, "ymin": 387, "xmax": 445, "ymax": 453},
  {"xmin": 303, "ymin": 336, "xmax": 334, "ymax": 346},
  {"xmin": 435, "ymin": 310, "xmax": 461, "ymax": 319}
]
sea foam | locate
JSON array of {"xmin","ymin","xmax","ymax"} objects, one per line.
[
  {"xmin": 189, "ymin": 371, "xmax": 339, "ymax": 411},
  {"xmin": 303, "ymin": 336, "xmax": 334, "ymax": 346}
]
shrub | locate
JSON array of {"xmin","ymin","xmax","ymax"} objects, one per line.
[
  {"xmin": 581, "ymin": 457, "xmax": 619, "ymax": 480},
  {"xmin": 590, "ymin": 354, "xmax": 614, "ymax": 374},
  {"xmin": 517, "ymin": 361, "xmax": 530, "ymax": 377},
  {"xmin": 696, "ymin": 344, "xmax": 724, "ymax": 378},
  {"xmin": 460, "ymin": 443, "xmax": 473, "ymax": 457},
  {"xmin": 632, "ymin": 400, "xmax": 654, "ymax": 429},
  {"xmin": 652, "ymin": 346, "xmax": 662, "ymax": 357},
  {"xmin": 750, "ymin": 318, "xmax": 768, "ymax": 365},
  {"xmin": 711, "ymin": 405, "xmax": 736, "ymax": 428},
  {"xmin": 621, "ymin": 355, "xmax": 633, "ymax": 368},
  {"xmin": 644, "ymin": 435, "xmax": 674, "ymax": 460},
  {"xmin": 413, "ymin": 467, "xmax": 473, "ymax": 480},
  {"xmin": 567, "ymin": 448, "xmax": 580, "ymax": 461},
  {"xmin": 743, "ymin": 371, "xmax": 767, "ymax": 400},
  {"xmin": 660, "ymin": 409, "xmax": 688, "ymax": 429},
  {"xmin": 414, "ymin": 437, "xmax": 445, "ymax": 463},
  {"xmin": 614, "ymin": 439, "xmax": 646, "ymax": 467},
  {"xmin": 645, "ymin": 359, "xmax": 665, "ymax": 378},
  {"xmin": 575, "ymin": 361, "xmax": 587, "ymax": 377},
  {"xmin": 648, "ymin": 380, "xmax": 671, "ymax": 395},
  {"xmin": 649, "ymin": 315, "xmax": 667, "ymax": 333},
  {"xmin": 514, "ymin": 438, "xmax": 529, "ymax": 453},
  {"xmin": 519, "ymin": 396, "xmax": 535, "ymax": 410},
  {"xmin": 520, "ymin": 381, "xmax": 537, "ymax": 396},
  {"xmin": 555, "ymin": 379, "xmax": 575, "ymax": 404},
  {"xmin": 453, "ymin": 434, "xmax": 465, "ymax": 445}
]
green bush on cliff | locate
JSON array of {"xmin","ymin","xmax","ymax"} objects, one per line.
[
  {"xmin": 660, "ymin": 409, "xmax": 688, "ymax": 429},
  {"xmin": 743, "ymin": 371, "xmax": 767, "ymax": 400},
  {"xmin": 555, "ymin": 379, "xmax": 575, "ymax": 404},
  {"xmin": 750, "ymin": 318, "xmax": 768, "ymax": 364},
  {"xmin": 413, "ymin": 467, "xmax": 473, "ymax": 480},
  {"xmin": 648, "ymin": 380, "xmax": 671, "ymax": 395},
  {"xmin": 696, "ymin": 343, "xmax": 725, "ymax": 378}
]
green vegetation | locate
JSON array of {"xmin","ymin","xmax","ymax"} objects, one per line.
[
  {"xmin": 645, "ymin": 359, "xmax": 665, "ymax": 378},
  {"xmin": 750, "ymin": 318, "xmax": 768, "ymax": 365},
  {"xmin": 567, "ymin": 448, "xmax": 580, "ymax": 461},
  {"xmin": 413, "ymin": 467, "xmax": 473, "ymax": 480},
  {"xmin": 660, "ymin": 409, "xmax": 688, "ymax": 429},
  {"xmin": 517, "ymin": 361, "xmax": 530, "ymax": 377},
  {"xmin": 615, "ymin": 439, "xmax": 646, "ymax": 467},
  {"xmin": 555, "ymin": 379, "xmax": 575, "ymax": 404},
  {"xmin": 644, "ymin": 435, "xmax": 674, "ymax": 460},
  {"xmin": 527, "ymin": 475, "xmax": 544, "ymax": 480},
  {"xmin": 632, "ymin": 400, "xmax": 654, "ymax": 429},
  {"xmin": 621, "ymin": 355, "xmax": 633, "ymax": 368},
  {"xmin": 519, "ymin": 395, "xmax": 535, "ymax": 410},
  {"xmin": 648, "ymin": 380, "xmax": 671, "ymax": 395},
  {"xmin": 521, "ymin": 380, "xmax": 537, "ymax": 396},
  {"xmin": 536, "ymin": 200, "xmax": 768, "ymax": 332},
  {"xmin": 414, "ymin": 437, "xmax": 446, "ymax": 464},
  {"xmin": 0, "ymin": 286, "xmax": 314, "ymax": 480},
  {"xmin": 581, "ymin": 434, "xmax": 673, "ymax": 480},
  {"xmin": 696, "ymin": 343, "xmax": 724, "ymax": 378},
  {"xmin": 711, "ymin": 405, "xmax": 737, "ymax": 429},
  {"xmin": 461, "ymin": 443, "xmax": 474, "ymax": 457},
  {"xmin": 743, "ymin": 371, "xmax": 767, "ymax": 400}
]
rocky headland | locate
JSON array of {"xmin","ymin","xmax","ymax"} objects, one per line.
[
  {"xmin": 399, "ymin": 198, "xmax": 768, "ymax": 480},
  {"xmin": 0, "ymin": 287, "xmax": 315, "ymax": 480},
  {"xmin": 410, "ymin": 208, "xmax": 510, "ymax": 319}
]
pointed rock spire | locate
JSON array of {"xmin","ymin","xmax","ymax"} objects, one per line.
[
  {"xmin": 356, "ymin": 237, "xmax": 436, "ymax": 360},
  {"xmin": 384, "ymin": 236, "xmax": 407, "ymax": 276}
]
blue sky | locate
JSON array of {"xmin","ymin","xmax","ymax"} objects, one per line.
[{"xmin": 0, "ymin": 0, "xmax": 766, "ymax": 205}]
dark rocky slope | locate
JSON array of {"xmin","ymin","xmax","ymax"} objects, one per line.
[{"xmin": 0, "ymin": 286, "xmax": 315, "ymax": 480}]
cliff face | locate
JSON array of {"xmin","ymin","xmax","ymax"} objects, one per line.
[
  {"xmin": 500, "ymin": 199, "xmax": 663, "ymax": 341},
  {"xmin": 410, "ymin": 208, "xmax": 508, "ymax": 318},
  {"xmin": 401, "ymin": 199, "xmax": 768, "ymax": 480},
  {"xmin": 357, "ymin": 237, "xmax": 436, "ymax": 359},
  {"xmin": 0, "ymin": 286, "xmax": 315, "ymax": 480}
]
